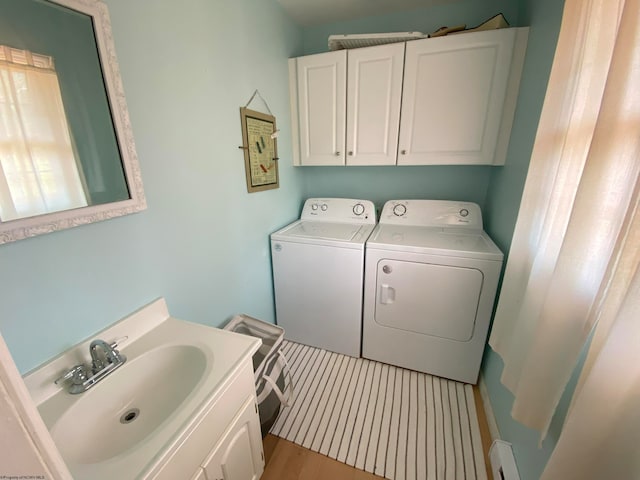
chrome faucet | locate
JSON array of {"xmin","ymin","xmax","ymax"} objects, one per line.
[
  {"xmin": 89, "ymin": 339, "xmax": 124, "ymax": 373},
  {"xmin": 55, "ymin": 337, "xmax": 127, "ymax": 394}
]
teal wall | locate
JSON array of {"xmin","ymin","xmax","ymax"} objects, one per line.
[
  {"xmin": 482, "ymin": 0, "xmax": 566, "ymax": 478},
  {"xmin": 0, "ymin": 0, "xmax": 303, "ymax": 373},
  {"xmin": 483, "ymin": 0, "xmax": 564, "ymax": 251},
  {"xmin": 303, "ymin": 166, "xmax": 493, "ymax": 211}
]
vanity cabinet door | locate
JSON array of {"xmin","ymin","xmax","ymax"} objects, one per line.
[
  {"xmin": 346, "ymin": 43, "xmax": 404, "ymax": 166},
  {"xmin": 397, "ymin": 28, "xmax": 526, "ymax": 165},
  {"xmin": 202, "ymin": 398, "xmax": 264, "ymax": 480},
  {"xmin": 293, "ymin": 50, "xmax": 347, "ymax": 166}
]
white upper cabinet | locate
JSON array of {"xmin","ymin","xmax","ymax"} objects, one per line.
[
  {"xmin": 398, "ymin": 28, "xmax": 528, "ymax": 165},
  {"xmin": 291, "ymin": 50, "xmax": 347, "ymax": 166},
  {"xmin": 290, "ymin": 43, "xmax": 405, "ymax": 166},
  {"xmin": 346, "ymin": 43, "xmax": 405, "ymax": 166},
  {"xmin": 289, "ymin": 27, "xmax": 528, "ymax": 166}
]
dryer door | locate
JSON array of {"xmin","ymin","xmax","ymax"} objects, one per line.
[{"xmin": 374, "ymin": 259, "xmax": 483, "ymax": 341}]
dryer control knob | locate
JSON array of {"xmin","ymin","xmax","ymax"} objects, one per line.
[
  {"xmin": 459, "ymin": 208, "xmax": 469, "ymax": 217},
  {"xmin": 311, "ymin": 204, "xmax": 318, "ymax": 211},
  {"xmin": 393, "ymin": 204, "xmax": 407, "ymax": 217},
  {"xmin": 321, "ymin": 204, "xmax": 328, "ymax": 211},
  {"xmin": 353, "ymin": 203, "xmax": 365, "ymax": 216},
  {"xmin": 382, "ymin": 265, "xmax": 392, "ymax": 274}
]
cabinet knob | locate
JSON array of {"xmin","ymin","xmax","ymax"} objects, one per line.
[
  {"xmin": 400, "ymin": 150, "xmax": 407, "ymax": 155},
  {"xmin": 335, "ymin": 151, "xmax": 341, "ymax": 156},
  {"xmin": 348, "ymin": 151, "xmax": 353, "ymax": 156}
]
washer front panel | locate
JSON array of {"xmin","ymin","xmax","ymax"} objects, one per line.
[
  {"xmin": 271, "ymin": 239, "xmax": 365, "ymax": 357},
  {"xmin": 270, "ymin": 197, "xmax": 376, "ymax": 358}
]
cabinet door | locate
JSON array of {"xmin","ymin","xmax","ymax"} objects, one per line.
[
  {"xmin": 295, "ymin": 50, "xmax": 347, "ymax": 165},
  {"xmin": 346, "ymin": 43, "xmax": 404, "ymax": 166},
  {"xmin": 202, "ymin": 398, "xmax": 264, "ymax": 480},
  {"xmin": 398, "ymin": 29, "xmax": 517, "ymax": 165}
]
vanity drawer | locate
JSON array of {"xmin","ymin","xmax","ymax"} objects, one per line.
[{"xmin": 149, "ymin": 360, "xmax": 258, "ymax": 480}]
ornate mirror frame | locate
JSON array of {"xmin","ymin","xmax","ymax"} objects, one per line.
[{"xmin": 0, "ymin": 0, "xmax": 146, "ymax": 245}]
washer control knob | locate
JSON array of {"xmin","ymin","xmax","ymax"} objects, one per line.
[
  {"xmin": 311, "ymin": 204, "xmax": 318, "ymax": 211},
  {"xmin": 321, "ymin": 204, "xmax": 328, "ymax": 211},
  {"xmin": 459, "ymin": 208, "xmax": 469, "ymax": 217},
  {"xmin": 393, "ymin": 204, "xmax": 407, "ymax": 217},
  {"xmin": 353, "ymin": 203, "xmax": 365, "ymax": 216}
]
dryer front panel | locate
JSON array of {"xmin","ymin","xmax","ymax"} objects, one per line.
[{"xmin": 374, "ymin": 259, "xmax": 483, "ymax": 341}]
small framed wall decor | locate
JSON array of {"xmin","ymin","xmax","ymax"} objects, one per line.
[{"xmin": 239, "ymin": 107, "xmax": 279, "ymax": 193}]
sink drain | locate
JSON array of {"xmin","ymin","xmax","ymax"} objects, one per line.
[{"xmin": 120, "ymin": 408, "xmax": 140, "ymax": 424}]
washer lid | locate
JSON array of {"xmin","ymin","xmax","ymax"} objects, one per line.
[
  {"xmin": 271, "ymin": 220, "xmax": 374, "ymax": 248},
  {"xmin": 286, "ymin": 221, "xmax": 364, "ymax": 241},
  {"xmin": 367, "ymin": 224, "xmax": 503, "ymax": 261}
]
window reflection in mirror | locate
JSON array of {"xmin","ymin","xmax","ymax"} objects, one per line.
[
  {"xmin": 0, "ymin": 45, "xmax": 89, "ymax": 220},
  {"xmin": 0, "ymin": 0, "xmax": 130, "ymax": 223}
]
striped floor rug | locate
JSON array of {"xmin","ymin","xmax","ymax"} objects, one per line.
[{"xmin": 270, "ymin": 341, "xmax": 487, "ymax": 480}]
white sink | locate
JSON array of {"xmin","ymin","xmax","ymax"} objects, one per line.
[
  {"xmin": 51, "ymin": 345, "xmax": 207, "ymax": 464},
  {"xmin": 26, "ymin": 299, "xmax": 261, "ymax": 480}
]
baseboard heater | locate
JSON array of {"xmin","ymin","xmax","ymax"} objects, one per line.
[{"xmin": 490, "ymin": 440, "xmax": 521, "ymax": 480}]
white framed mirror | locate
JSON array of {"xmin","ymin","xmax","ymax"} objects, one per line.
[{"xmin": 0, "ymin": 0, "xmax": 146, "ymax": 244}]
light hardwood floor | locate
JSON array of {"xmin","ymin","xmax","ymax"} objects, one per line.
[{"xmin": 261, "ymin": 385, "xmax": 493, "ymax": 480}]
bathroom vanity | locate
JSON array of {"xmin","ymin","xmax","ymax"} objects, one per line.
[{"xmin": 24, "ymin": 298, "xmax": 264, "ymax": 480}]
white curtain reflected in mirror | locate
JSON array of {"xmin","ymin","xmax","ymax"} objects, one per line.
[{"xmin": 0, "ymin": 45, "xmax": 88, "ymax": 221}]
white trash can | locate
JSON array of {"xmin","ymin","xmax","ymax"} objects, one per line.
[{"xmin": 224, "ymin": 314, "xmax": 293, "ymax": 436}]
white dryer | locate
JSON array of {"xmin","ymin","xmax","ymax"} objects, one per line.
[
  {"xmin": 271, "ymin": 198, "xmax": 376, "ymax": 357},
  {"xmin": 362, "ymin": 200, "xmax": 503, "ymax": 384}
]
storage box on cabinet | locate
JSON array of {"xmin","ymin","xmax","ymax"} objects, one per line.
[
  {"xmin": 289, "ymin": 42, "xmax": 404, "ymax": 166},
  {"xmin": 289, "ymin": 27, "xmax": 529, "ymax": 166}
]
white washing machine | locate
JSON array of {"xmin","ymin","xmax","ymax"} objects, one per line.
[
  {"xmin": 271, "ymin": 198, "xmax": 376, "ymax": 357},
  {"xmin": 362, "ymin": 200, "xmax": 503, "ymax": 384}
]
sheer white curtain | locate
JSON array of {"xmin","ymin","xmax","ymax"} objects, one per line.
[
  {"xmin": 541, "ymin": 0, "xmax": 640, "ymax": 476},
  {"xmin": 0, "ymin": 45, "xmax": 87, "ymax": 222},
  {"xmin": 489, "ymin": 0, "xmax": 640, "ymax": 447}
]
